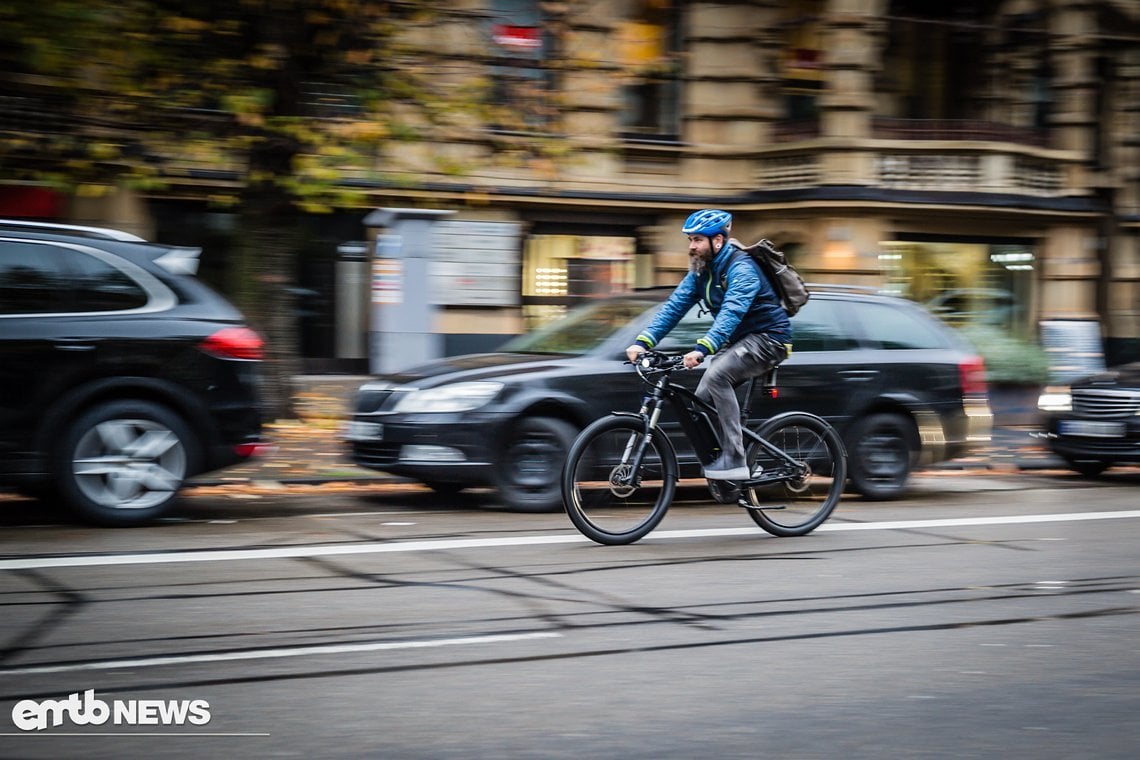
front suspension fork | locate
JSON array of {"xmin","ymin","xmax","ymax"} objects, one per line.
[{"xmin": 618, "ymin": 401, "xmax": 663, "ymax": 486}]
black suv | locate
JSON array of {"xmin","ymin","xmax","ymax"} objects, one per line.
[
  {"xmin": 346, "ymin": 288, "xmax": 992, "ymax": 511},
  {"xmin": 0, "ymin": 219, "xmax": 266, "ymax": 526}
]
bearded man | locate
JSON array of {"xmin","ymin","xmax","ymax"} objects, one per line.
[{"xmin": 625, "ymin": 209, "xmax": 791, "ymax": 480}]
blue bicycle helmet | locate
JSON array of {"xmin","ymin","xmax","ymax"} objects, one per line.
[{"xmin": 681, "ymin": 209, "xmax": 732, "ymax": 237}]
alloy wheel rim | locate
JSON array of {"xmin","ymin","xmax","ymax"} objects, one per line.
[{"xmin": 72, "ymin": 418, "xmax": 186, "ymax": 510}]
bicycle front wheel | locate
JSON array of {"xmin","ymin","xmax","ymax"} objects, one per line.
[
  {"xmin": 561, "ymin": 415, "xmax": 677, "ymax": 545},
  {"xmin": 744, "ymin": 413, "xmax": 846, "ymax": 537}
]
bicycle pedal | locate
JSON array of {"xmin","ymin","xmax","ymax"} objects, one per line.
[{"xmin": 741, "ymin": 474, "xmax": 777, "ymax": 486}]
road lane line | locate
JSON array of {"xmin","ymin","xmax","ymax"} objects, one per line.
[
  {"xmin": 2, "ymin": 510, "xmax": 1138, "ymax": 571},
  {"xmin": 0, "ymin": 632, "xmax": 563, "ymax": 676}
]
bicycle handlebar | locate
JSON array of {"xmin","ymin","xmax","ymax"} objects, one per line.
[{"xmin": 628, "ymin": 350, "xmax": 687, "ymax": 379}]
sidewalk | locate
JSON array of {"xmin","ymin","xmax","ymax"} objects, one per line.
[
  {"xmin": 190, "ymin": 376, "xmax": 382, "ymax": 487},
  {"xmin": 191, "ymin": 376, "xmax": 1069, "ymax": 488}
]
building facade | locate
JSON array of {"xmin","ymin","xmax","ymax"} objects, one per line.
[{"xmin": 31, "ymin": 0, "xmax": 1140, "ymax": 369}]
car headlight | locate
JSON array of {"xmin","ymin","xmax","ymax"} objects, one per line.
[
  {"xmin": 392, "ymin": 382, "xmax": 503, "ymax": 413},
  {"xmin": 1037, "ymin": 386, "xmax": 1072, "ymax": 412}
]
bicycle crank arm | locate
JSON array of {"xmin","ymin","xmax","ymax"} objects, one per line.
[
  {"xmin": 737, "ymin": 498, "xmax": 784, "ymax": 511},
  {"xmin": 739, "ymin": 469, "xmax": 802, "ymax": 487}
]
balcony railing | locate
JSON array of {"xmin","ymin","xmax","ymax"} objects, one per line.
[
  {"xmin": 760, "ymin": 116, "xmax": 1066, "ymax": 195},
  {"xmin": 771, "ymin": 118, "xmax": 1050, "ymax": 148},
  {"xmin": 872, "ymin": 118, "xmax": 1049, "ymax": 148},
  {"xmin": 755, "ymin": 152, "xmax": 1065, "ymax": 196},
  {"xmin": 771, "ymin": 119, "xmax": 821, "ymax": 143}
]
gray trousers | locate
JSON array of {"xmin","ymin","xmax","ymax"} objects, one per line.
[{"xmin": 695, "ymin": 333, "xmax": 788, "ymax": 466}]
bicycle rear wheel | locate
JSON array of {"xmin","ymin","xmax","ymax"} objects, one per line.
[
  {"xmin": 743, "ymin": 413, "xmax": 846, "ymax": 537},
  {"xmin": 562, "ymin": 415, "xmax": 676, "ymax": 545}
]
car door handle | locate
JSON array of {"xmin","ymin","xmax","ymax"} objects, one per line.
[
  {"xmin": 839, "ymin": 369, "xmax": 879, "ymax": 382},
  {"xmin": 54, "ymin": 339, "xmax": 96, "ymax": 352}
]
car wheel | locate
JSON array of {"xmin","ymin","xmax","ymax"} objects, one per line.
[
  {"xmin": 495, "ymin": 416, "xmax": 577, "ymax": 513},
  {"xmin": 54, "ymin": 400, "xmax": 198, "ymax": 527},
  {"xmin": 1063, "ymin": 457, "xmax": 1110, "ymax": 478},
  {"xmin": 847, "ymin": 412, "xmax": 915, "ymax": 500}
]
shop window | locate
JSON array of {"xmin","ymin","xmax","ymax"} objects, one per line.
[
  {"xmin": 616, "ymin": 0, "xmax": 681, "ymax": 140},
  {"xmin": 879, "ymin": 238, "xmax": 1036, "ymax": 337},
  {"xmin": 522, "ymin": 233, "xmax": 637, "ymax": 328}
]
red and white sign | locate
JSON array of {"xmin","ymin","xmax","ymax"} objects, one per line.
[{"xmin": 493, "ymin": 25, "xmax": 542, "ymax": 51}]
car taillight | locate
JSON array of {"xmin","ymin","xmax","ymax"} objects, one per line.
[
  {"xmin": 200, "ymin": 327, "xmax": 264, "ymax": 360},
  {"xmin": 959, "ymin": 356, "xmax": 987, "ymax": 396}
]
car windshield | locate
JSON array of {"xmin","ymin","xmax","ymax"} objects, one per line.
[{"xmin": 500, "ymin": 298, "xmax": 657, "ymax": 355}]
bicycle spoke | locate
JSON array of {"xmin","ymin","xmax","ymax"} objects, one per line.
[
  {"xmin": 562, "ymin": 417, "xmax": 675, "ymax": 545},
  {"xmin": 743, "ymin": 415, "xmax": 846, "ymax": 536}
]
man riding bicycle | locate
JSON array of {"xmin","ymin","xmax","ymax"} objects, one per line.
[{"xmin": 625, "ymin": 209, "xmax": 791, "ymax": 480}]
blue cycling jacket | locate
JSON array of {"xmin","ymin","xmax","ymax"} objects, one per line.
[{"xmin": 635, "ymin": 241, "xmax": 791, "ymax": 356}]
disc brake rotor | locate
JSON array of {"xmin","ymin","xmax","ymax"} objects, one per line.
[{"xmin": 608, "ymin": 464, "xmax": 636, "ymax": 497}]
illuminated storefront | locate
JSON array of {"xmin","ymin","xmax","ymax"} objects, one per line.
[
  {"xmin": 879, "ymin": 237, "xmax": 1038, "ymax": 337},
  {"xmin": 521, "ymin": 232, "xmax": 642, "ymax": 329}
]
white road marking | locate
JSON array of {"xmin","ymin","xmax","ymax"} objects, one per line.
[
  {"xmin": 1, "ymin": 510, "xmax": 1138, "ymax": 572},
  {"xmin": 0, "ymin": 632, "xmax": 563, "ymax": 676}
]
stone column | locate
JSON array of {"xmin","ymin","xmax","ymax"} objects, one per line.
[
  {"xmin": 1040, "ymin": 226, "xmax": 1101, "ymax": 321},
  {"xmin": 811, "ymin": 0, "xmax": 886, "ymax": 285},
  {"xmin": 1037, "ymin": 2, "xmax": 1102, "ymax": 349},
  {"xmin": 682, "ymin": 1, "xmax": 769, "ymax": 190},
  {"xmin": 1107, "ymin": 44, "xmax": 1140, "ymax": 362},
  {"xmin": 1048, "ymin": 0, "xmax": 1099, "ymax": 156},
  {"xmin": 817, "ymin": 0, "xmax": 886, "ymax": 185}
]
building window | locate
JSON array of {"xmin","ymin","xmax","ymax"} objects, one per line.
[
  {"xmin": 881, "ymin": 1, "xmax": 990, "ymax": 121},
  {"xmin": 616, "ymin": 0, "xmax": 681, "ymax": 140},
  {"xmin": 779, "ymin": 0, "xmax": 825, "ymax": 123},
  {"xmin": 486, "ymin": 0, "xmax": 553, "ymax": 131}
]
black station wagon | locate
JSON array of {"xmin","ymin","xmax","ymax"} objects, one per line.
[
  {"xmin": 0, "ymin": 219, "xmax": 266, "ymax": 526},
  {"xmin": 346, "ymin": 288, "xmax": 993, "ymax": 512}
]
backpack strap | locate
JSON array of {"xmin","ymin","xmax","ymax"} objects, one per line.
[{"xmin": 726, "ymin": 243, "xmax": 772, "ymax": 291}]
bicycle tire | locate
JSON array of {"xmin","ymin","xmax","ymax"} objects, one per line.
[
  {"xmin": 561, "ymin": 415, "xmax": 677, "ymax": 545},
  {"xmin": 743, "ymin": 412, "xmax": 846, "ymax": 537}
]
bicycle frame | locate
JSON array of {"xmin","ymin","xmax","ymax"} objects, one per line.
[{"xmin": 621, "ymin": 359, "xmax": 806, "ymax": 486}]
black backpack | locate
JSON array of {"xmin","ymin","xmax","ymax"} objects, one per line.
[{"xmin": 729, "ymin": 237, "xmax": 810, "ymax": 317}]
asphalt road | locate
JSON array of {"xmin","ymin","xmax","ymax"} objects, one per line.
[{"xmin": 1, "ymin": 471, "xmax": 1138, "ymax": 759}]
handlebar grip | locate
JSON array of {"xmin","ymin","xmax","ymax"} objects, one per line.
[{"xmin": 631, "ymin": 350, "xmax": 687, "ymax": 372}]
